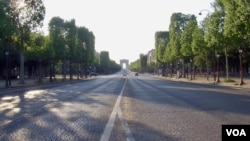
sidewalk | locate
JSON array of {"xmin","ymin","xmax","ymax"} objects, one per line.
[
  {"xmin": 154, "ymin": 75, "xmax": 250, "ymax": 90},
  {"xmin": 0, "ymin": 76, "xmax": 95, "ymax": 89}
]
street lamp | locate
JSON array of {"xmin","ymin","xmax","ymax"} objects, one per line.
[
  {"xmin": 199, "ymin": 9, "xmax": 211, "ymax": 15},
  {"xmin": 216, "ymin": 53, "xmax": 220, "ymax": 83},
  {"xmin": 161, "ymin": 64, "xmax": 164, "ymax": 77},
  {"xmin": 49, "ymin": 60, "xmax": 52, "ymax": 83},
  {"xmin": 190, "ymin": 59, "xmax": 193, "ymax": 80},
  {"xmin": 170, "ymin": 63, "xmax": 172, "ymax": 78},
  {"xmin": 5, "ymin": 51, "xmax": 9, "ymax": 88},
  {"xmin": 38, "ymin": 59, "xmax": 42, "ymax": 83},
  {"xmin": 238, "ymin": 47, "xmax": 244, "ymax": 85},
  {"xmin": 179, "ymin": 59, "xmax": 183, "ymax": 78}
]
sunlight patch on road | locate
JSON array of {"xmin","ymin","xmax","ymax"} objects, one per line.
[
  {"xmin": 0, "ymin": 96, "xmax": 21, "ymax": 125},
  {"xmin": 24, "ymin": 90, "xmax": 48, "ymax": 99},
  {"xmin": 0, "ymin": 96, "xmax": 20, "ymax": 112}
]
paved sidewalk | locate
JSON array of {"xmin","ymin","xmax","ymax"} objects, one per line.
[
  {"xmin": 153, "ymin": 74, "xmax": 250, "ymax": 90},
  {"xmin": 0, "ymin": 76, "xmax": 95, "ymax": 89}
]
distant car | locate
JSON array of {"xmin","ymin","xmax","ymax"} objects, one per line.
[
  {"xmin": 89, "ymin": 72, "xmax": 98, "ymax": 76},
  {"xmin": 135, "ymin": 72, "xmax": 139, "ymax": 76}
]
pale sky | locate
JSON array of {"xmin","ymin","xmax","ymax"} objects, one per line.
[{"xmin": 42, "ymin": 0, "xmax": 214, "ymax": 64}]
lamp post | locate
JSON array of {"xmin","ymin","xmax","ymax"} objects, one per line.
[
  {"xmin": 238, "ymin": 47, "xmax": 244, "ymax": 85},
  {"xmin": 38, "ymin": 59, "xmax": 42, "ymax": 83},
  {"xmin": 190, "ymin": 59, "xmax": 193, "ymax": 80},
  {"xmin": 170, "ymin": 63, "xmax": 172, "ymax": 78},
  {"xmin": 5, "ymin": 51, "xmax": 9, "ymax": 88},
  {"xmin": 49, "ymin": 60, "xmax": 52, "ymax": 83},
  {"xmin": 198, "ymin": 9, "xmax": 211, "ymax": 16},
  {"xmin": 216, "ymin": 53, "xmax": 220, "ymax": 83},
  {"xmin": 161, "ymin": 64, "xmax": 164, "ymax": 77},
  {"xmin": 179, "ymin": 59, "xmax": 183, "ymax": 78}
]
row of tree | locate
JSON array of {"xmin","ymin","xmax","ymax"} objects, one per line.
[
  {"xmin": 154, "ymin": 0, "xmax": 250, "ymax": 81},
  {"xmin": 129, "ymin": 54, "xmax": 156, "ymax": 73},
  {"xmin": 48, "ymin": 17, "xmax": 96, "ymax": 80},
  {"xmin": 0, "ymin": 0, "xmax": 45, "ymax": 84},
  {"xmin": 0, "ymin": 0, "xmax": 121, "ymax": 85},
  {"xmin": 99, "ymin": 51, "xmax": 121, "ymax": 74}
]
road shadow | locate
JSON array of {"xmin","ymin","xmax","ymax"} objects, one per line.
[{"xmin": 126, "ymin": 76, "xmax": 250, "ymax": 116}]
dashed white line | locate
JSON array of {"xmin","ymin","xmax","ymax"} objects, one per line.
[{"xmin": 100, "ymin": 78, "xmax": 135, "ymax": 141}]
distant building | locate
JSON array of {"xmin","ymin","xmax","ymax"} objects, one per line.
[{"xmin": 147, "ymin": 49, "xmax": 156, "ymax": 64}]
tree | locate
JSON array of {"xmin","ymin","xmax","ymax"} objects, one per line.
[
  {"xmin": 11, "ymin": 0, "xmax": 45, "ymax": 83},
  {"xmin": 211, "ymin": 0, "xmax": 233, "ymax": 80},
  {"xmin": 77, "ymin": 26, "xmax": 95, "ymax": 77},
  {"xmin": 168, "ymin": 13, "xmax": 190, "ymax": 62},
  {"xmin": 192, "ymin": 25, "xmax": 211, "ymax": 79},
  {"xmin": 0, "ymin": 0, "xmax": 18, "ymax": 83},
  {"xmin": 49, "ymin": 17, "xmax": 66, "ymax": 63},
  {"xmin": 109, "ymin": 60, "xmax": 121, "ymax": 73},
  {"xmin": 222, "ymin": 0, "xmax": 250, "ymax": 42},
  {"xmin": 0, "ymin": 0, "xmax": 17, "ymax": 41},
  {"xmin": 180, "ymin": 15, "xmax": 197, "ymax": 58},
  {"xmin": 221, "ymin": 0, "xmax": 250, "ymax": 83},
  {"xmin": 25, "ymin": 33, "xmax": 49, "ymax": 79},
  {"xmin": 100, "ymin": 51, "xmax": 110, "ymax": 74},
  {"xmin": 129, "ymin": 59, "xmax": 140, "ymax": 72},
  {"xmin": 85, "ymin": 31, "xmax": 95, "ymax": 65},
  {"xmin": 64, "ymin": 19, "xmax": 77, "ymax": 80},
  {"xmin": 205, "ymin": 0, "xmax": 240, "ymax": 81},
  {"xmin": 155, "ymin": 31, "xmax": 169, "ymax": 63},
  {"xmin": 192, "ymin": 26, "xmax": 207, "ymax": 67},
  {"xmin": 140, "ymin": 54, "xmax": 147, "ymax": 72},
  {"xmin": 48, "ymin": 17, "xmax": 66, "ymax": 80}
]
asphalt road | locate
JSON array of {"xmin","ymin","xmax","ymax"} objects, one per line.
[{"xmin": 0, "ymin": 70, "xmax": 250, "ymax": 141}]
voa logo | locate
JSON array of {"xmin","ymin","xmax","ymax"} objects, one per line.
[
  {"xmin": 222, "ymin": 125, "xmax": 250, "ymax": 141},
  {"xmin": 226, "ymin": 129, "xmax": 246, "ymax": 136}
]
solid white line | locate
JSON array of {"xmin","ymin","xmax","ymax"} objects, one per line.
[{"xmin": 100, "ymin": 78, "xmax": 129, "ymax": 141}]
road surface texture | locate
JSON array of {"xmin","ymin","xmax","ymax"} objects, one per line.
[{"xmin": 0, "ymin": 71, "xmax": 250, "ymax": 141}]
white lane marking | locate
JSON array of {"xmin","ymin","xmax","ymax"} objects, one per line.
[
  {"xmin": 100, "ymin": 78, "xmax": 134, "ymax": 141},
  {"xmin": 118, "ymin": 106, "xmax": 135, "ymax": 141}
]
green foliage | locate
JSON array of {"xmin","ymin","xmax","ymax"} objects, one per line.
[
  {"xmin": 49, "ymin": 16, "xmax": 65, "ymax": 62},
  {"xmin": 167, "ymin": 13, "xmax": 190, "ymax": 61},
  {"xmin": 150, "ymin": 0, "xmax": 250, "ymax": 79},
  {"xmin": 109, "ymin": 60, "xmax": 121, "ymax": 73},
  {"xmin": 204, "ymin": 3, "xmax": 225, "ymax": 53},
  {"xmin": 129, "ymin": 59, "xmax": 140, "ymax": 71},
  {"xmin": 99, "ymin": 51, "xmax": 120, "ymax": 74},
  {"xmin": 64, "ymin": 19, "xmax": 77, "ymax": 61},
  {"xmin": 223, "ymin": 78, "xmax": 236, "ymax": 83},
  {"xmin": 100, "ymin": 51, "xmax": 110, "ymax": 73},
  {"xmin": 140, "ymin": 54, "xmax": 147, "ymax": 71},
  {"xmin": 25, "ymin": 33, "xmax": 49, "ymax": 61},
  {"xmin": 155, "ymin": 31, "xmax": 169, "ymax": 63},
  {"xmin": 180, "ymin": 15, "xmax": 197, "ymax": 57},
  {"xmin": 0, "ymin": 0, "xmax": 17, "ymax": 40},
  {"xmin": 11, "ymin": 0, "xmax": 46, "ymax": 82},
  {"xmin": 222, "ymin": 0, "xmax": 250, "ymax": 40},
  {"xmin": 191, "ymin": 26, "xmax": 210, "ymax": 67},
  {"xmin": 0, "ymin": 1, "xmax": 103, "ymax": 80},
  {"xmin": 77, "ymin": 26, "xmax": 95, "ymax": 64}
]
